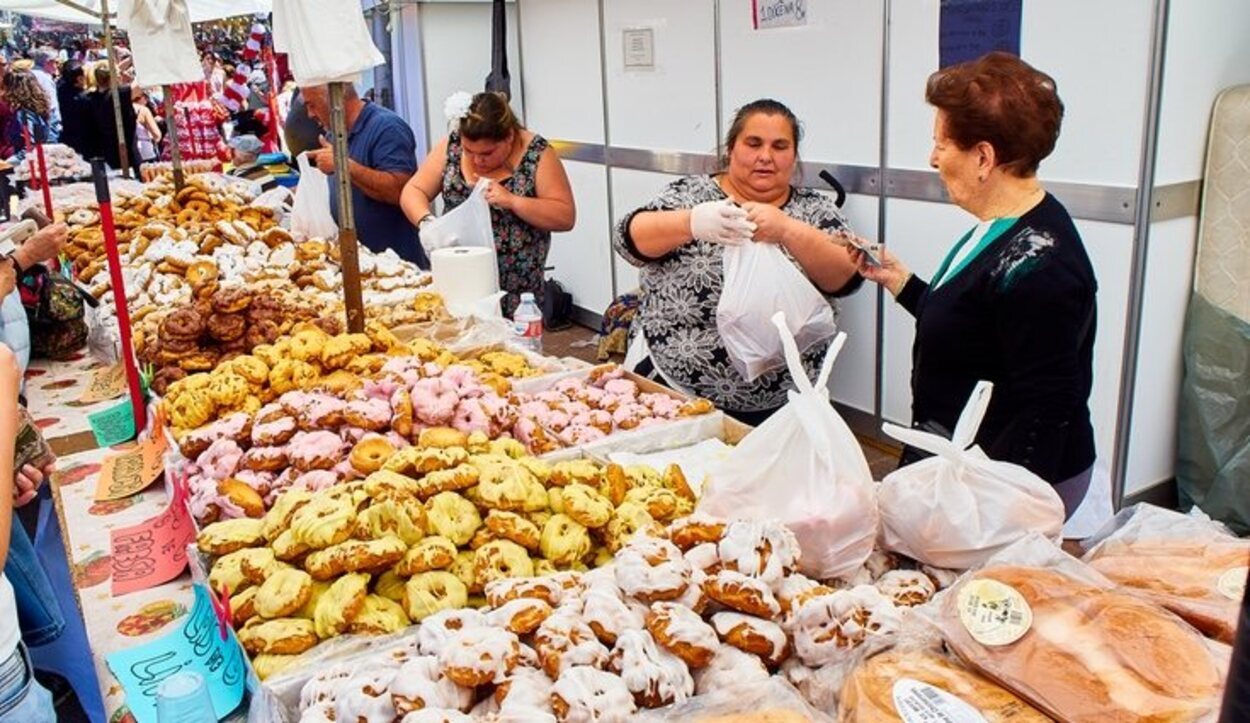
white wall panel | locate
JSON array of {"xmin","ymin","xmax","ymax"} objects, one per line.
[
  {"xmin": 1125, "ymin": 218, "xmax": 1198, "ymax": 493},
  {"xmin": 887, "ymin": 0, "xmax": 1151, "ymax": 186},
  {"xmin": 602, "ymin": 0, "xmax": 717, "ymax": 153},
  {"xmin": 879, "ymin": 201, "xmax": 1131, "ymax": 480},
  {"xmin": 1153, "ymin": 0, "xmax": 1250, "ymax": 183},
  {"xmin": 518, "ymin": 0, "xmax": 605, "ymax": 143},
  {"xmin": 607, "ymin": 168, "xmax": 676, "ymax": 294},
  {"xmin": 718, "ymin": 0, "xmax": 882, "ymax": 167},
  {"xmin": 418, "ymin": 2, "xmax": 525, "ymax": 152},
  {"xmin": 546, "ymin": 161, "xmax": 613, "ymax": 314}
]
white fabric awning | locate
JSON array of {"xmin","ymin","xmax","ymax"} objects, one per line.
[{"xmin": 0, "ymin": 0, "xmax": 271, "ymax": 24}]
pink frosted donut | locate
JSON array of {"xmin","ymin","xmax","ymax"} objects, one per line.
[
  {"xmin": 252, "ymin": 416, "xmax": 297, "ymax": 447},
  {"xmin": 288, "ymin": 430, "xmax": 344, "ymax": 471},
  {"xmin": 602, "ymin": 379, "xmax": 638, "ymax": 397},
  {"xmin": 293, "ymin": 469, "xmax": 339, "ymax": 492},
  {"xmin": 552, "ymin": 377, "xmax": 586, "ymax": 399},
  {"xmin": 413, "ymin": 378, "xmax": 458, "ymax": 426},
  {"xmin": 452, "ymin": 399, "xmax": 490, "ymax": 435},
  {"xmin": 255, "ymin": 402, "xmax": 287, "ymax": 424},
  {"xmin": 362, "ymin": 377, "xmax": 400, "ymax": 401},
  {"xmin": 381, "ymin": 357, "xmax": 424, "ymax": 377},
  {"xmin": 196, "ymin": 438, "xmax": 244, "ymax": 480},
  {"xmin": 562, "ymin": 424, "xmax": 607, "ymax": 445},
  {"xmin": 344, "ymin": 397, "xmax": 392, "ymax": 431}
]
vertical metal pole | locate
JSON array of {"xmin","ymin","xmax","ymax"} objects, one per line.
[
  {"xmin": 712, "ymin": 0, "xmax": 724, "ymax": 150},
  {"xmin": 329, "ymin": 83, "xmax": 365, "ymax": 333},
  {"xmin": 873, "ymin": 0, "xmax": 892, "ymax": 425},
  {"xmin": 597, "ymin": 0, "xmax": 618, "ymax": 301},
  {"xmin": 99, "ymin": 0, "xmax": 132, "ymax": 179},
  {"xmin": 1111, "ymin": 0, "xmax": 1170, "ymax": 508},
  {"xmin": 162, "ymin": 85, "xmax": 184, "ymax": 190}
]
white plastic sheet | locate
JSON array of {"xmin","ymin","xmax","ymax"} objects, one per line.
[
  {"xmin": 118, "ymin": 0, "xmax": 203, "ymax": 87},
  {"xmin": 271, "ymin": 0, "xmax": 384, "ymax": 86}
]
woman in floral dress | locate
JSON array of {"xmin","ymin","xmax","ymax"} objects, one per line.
[
  {"xmin": 615, "ymin": 99, "xmax": 863, "ymax": 425},
  {"xmin": 402, "ymin": 92, "xmax": 575, "ymax": 317}
]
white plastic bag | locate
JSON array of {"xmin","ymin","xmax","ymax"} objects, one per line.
[
  {"xmin": 716, "ymin": 241, "xmax": 837, "ymax": 381},
  {"xmin": 272, "ymin": 0, "xmax": 384, "ymax": 86},
  {"xmin": 699, "ymin": 313, "xmax": 877, "ymax": 579},
  {"xmin": 420, "ymin": 178, "xmax": 497, "ymax": 253},
  {"xmin": 877, "ymin": 382, "xmax": 1065, "ymax": 570},
  {"xmin": 290, "ymin": 152, "xmax": 338, "ymax": 241}
]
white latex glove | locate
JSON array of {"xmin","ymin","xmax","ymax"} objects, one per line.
[
  {"xmin": 418, "ymin": 217, "xmax": 459, "ymax": 252},
  {"xmin": 689, "ymin": 200, "xmax": 756, "ymax": 245}
]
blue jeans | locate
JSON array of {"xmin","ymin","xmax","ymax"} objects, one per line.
[
  {"xmin": 0, "ymin": 643, "xmax": 55, "ymax": 723},
  {"xmin": 3, "ymin": 514, "xmax": 63, "ymax": 648}
]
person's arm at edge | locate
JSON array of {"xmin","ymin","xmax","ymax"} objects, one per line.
[
  {"xmin": 504, "ymin": 146, "xmax": 575, "ymax": 232},
  {"xmin": 400, "ymin": 136, "xmax": 449, "ymax": 225}
]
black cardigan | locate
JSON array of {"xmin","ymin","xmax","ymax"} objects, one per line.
[{"xmin": 896, "ymin": 193, "xmax": 1097, "ymax": 484}]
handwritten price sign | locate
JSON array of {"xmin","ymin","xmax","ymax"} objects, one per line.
[
  {"xmin": 79, "ymin": 363, "xmax": 128, "ymax": 404},
  {"xmin": 110, "ymin": 485, "xmax": 194, "ymax": 596},
  {"xmin": 106, "ymin": 585, "xmax": 247, "ymax": 723},
  {"xmin": 95, "ymin": 431, "xmax": 168, "ymax": 501}
]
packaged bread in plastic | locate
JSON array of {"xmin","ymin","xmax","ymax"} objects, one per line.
[
  {"xmin": 877, "ymin": 382, "xmax": 1064, "ymax": 570},
  {"xmin": 1081, "ymin": 503, "xmax": 1249, "ymax": 643},
  {"xmin": 931, "ymin": 533, "xmax": 1229, "ymax": 722}
]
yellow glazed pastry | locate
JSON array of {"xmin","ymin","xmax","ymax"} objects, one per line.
[
  {"xmin": 262, "ymin": 489, "xmax": 314, "ymax": 542},
  {"xmin": 473, "ymin": 539, "xmax": 535, "ymax": 588},
  {"xmin": 353, "ymin": 498, "xmax": 427, "ymax": 545},
  {"xmin": 561, "ymin": 483, "xmax": 614, "ymax": 529},
  {"xmin": 540, "ymin": 514, "xmax": 592, "ymax": 567},
  {"xmin": 397, "ymin": 536, "xmax": 458, "ymax": 576},
  {"xmin": 313, "ymin": 573, "xmax": 369, "ymax": 638},
  {"xmin": 403, "ymin": 571, "xmax": 469, "ymax": 621},
  {"xmin": 425, "ymin": 492, "xmax": 482, "ymax": 546},
  {"xmin": 348, "ymin": 594, "xmax": 410, "ymax": 635},
  {"xmin": 238, "ymin": 617, "xmax": 319, "ymax": 656},
  {"xmin": 197, "ymin": 517, "xmax": 265, "ymax": 556},
  {"xmin": 255, "ymin": 568, "xmax": 314, "ymax": 619},
  {"xmin": 304, "ymin": 537, "xmax": 407, "ymax": 580},
  {"xmin": 484, "ymin": 511, "xmax": 541, "ymax": 551}
]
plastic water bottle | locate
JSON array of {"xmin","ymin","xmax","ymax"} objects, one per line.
[{"xmin": 512, "ymin": 292, "xmax": 544, "ymax": 354}]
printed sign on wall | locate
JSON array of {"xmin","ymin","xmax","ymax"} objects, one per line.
[
  {"xmin": 753, "ymin": 0, "xmax": 808, "ymax": 30},
  {"xmin": 939, "ymin": 0, "xmax": 1023, "ymax": 69}
]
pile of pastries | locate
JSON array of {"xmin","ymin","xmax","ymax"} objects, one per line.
[
  {"xmin": 139, "ymin": 159, "xmax": 219, "ymax": 183},
  {"xmin": 194, "ymin": 452, "xmax": 699, "ymax": 676},
  {"xmin": 139, "ymin": 285, "xmax": 340, "ymax": 394},
  {"xmin": 10, "ymin": 143, "xmax": 91, "ymax": 183},
  {"xmin": 519, "ymin": 370, "xmax": 716, "ymax": 450},
  {"xmin": 279, "ymin": 516, "xmax": 943, "ymax": 722}
]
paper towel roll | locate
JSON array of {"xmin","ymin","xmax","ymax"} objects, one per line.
[{"xmin": 431, "ymin": 246, "xmax": 499, "ymax": 311}]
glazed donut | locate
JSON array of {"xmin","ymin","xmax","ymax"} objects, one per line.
[
  {"xmin": 438, "ymin": 627, "xmax": 522, "ymax": 687},
  {"xmin": 422, "ymin": 465, "xmax": 481, "ymax": 498},
  {"xmin": 288, "ymin": 328, "xmax": 328, "ymax": 363},
  {"xmin": 550, "ymin": 666, "xmax": 636, "ymax": 723},
  {"xmin": 288, "ymin": 430, "xmax": 344, "ymax": 472},
  {"xmin": 397, "ymin": 536, "xmax": 458, "ymax": 576},
  {"xmin": 603, "ymin": 502, "xmax": 665, "ymax": 554},
  {"xmin": 218, "ymin": 478, "xmax": 265, "ymax": 518},
  {"xmin": 717, "ymin": 519, "xmax": 801, "ymax": 584},
  {"xmin": 774, "ymin": 573, "xmax": 822, "ymax": 616},
  {"xmin": 176, "ymin": 208, "xmax": 203, "ymax": 225},
  {"xmin": 425, "ymin": 492, "xmax": 482, "ymax": 546},
  {"xmin": 304, "ymin": 537, "xmax": 407, "ymax": 580},
  {"xmin": 416, "ymin": 608, "xmax": 488, "ymax": 657},
  {"xmin": 606, "ymin": 628, "xmax": 694, "ymax": 708},
  {"xmin": 623, "ymin": 485, "xmax": 687, "ymax": 523},
  {"xmin": 390, "ymin": 656, "xmax": 473, "ymax": 716},
  {"xmin": 205, "ymin": 313, "xmax": 246, "ymax": 343},
  {"xmin": 262, "ymin": 226, "xmax": 294, "ymax": 248},
  {"xmin": 343, "ymin": 594, "xmax": 411, "ymax": 637},
  {"xmin": 486, "ymin": 597, "xmax": 553, "ymax": 636},
  {"xmin": 669, "ymin": 515, "xmax": 726, "ymax": 552},
  {"xmin": 160, "ymin": 307, "xmax": 206, "ymax": 340},
  {"xmin": 350, "ymin": 435, "xmax": 396, "ymax": 474},
  {"xmin": 185, "ymin": 260, "xmax": 219, "ymax": 286},
  {"xmin": 208, "ymin": 371, "xmax": 250, "ymax": 409},
  {"xmin": 561, "ymin": 483, "xmax": 613, "ymax": 529},
  {"xmin": 289, "ymin": 496, "xmax": 357, "ymax": 551},
  {"xmin": 790, "ymin": 584, "xmax": 902, "ymax": 667},
  {"xmin": 540, "ymin": 514, "xmax": 592, "ymax": 567},
  {"xmin": 472, "ymin": 540, "xmax": 534, "ymax": 589},
  {"xmin": 494, "ymin": 667, "xmax": 555, "ymax": 714},
  {"xmin": 873, "ymin": 569, "xmax": 936, "ymax": 608},
  {"xmin": 237, "ymin": 617, "xmax": 319, "ymax": 656},
  {"xmin": 484, "ymin": 511, "xmax": 541, "ymax": 552},
  {"xmin": 448, "ymin": 551, "xmax": 479, "ymax": 595},
  {"xmin": 404, "ymin": 571, "xmax": 469, "ymax": 622},
  {"xmin": 196, "ymin": 517, "xmax": 265, "ymax": 556},
  {"xmin": 534, "ymin": 609, "xmax": 611, "ymax": 679},
  {"xmin": 710, "ymin": 612, "xmax": 789, "ymax": 667},
  {"xmin": 261, "ymin": 488, "xmax": 314, "ymax": 543},
  {"xmin": 615, "ymin": 537, "xmax": 692, "ymax": 604},
  {"xmin": 582, "ymin": 584, "xmax": 645, "ymax": 647},
  {"xmin": 179, "ymin": 352, "xmax": 218, "ymax": 374},
  {"xmin": 254, "ymin": 568, "xmax": 314, "ymax": 619},
  {"xmin": 693, "ymin": 646, "xmax": 770, "ymax": 696},
  {"xmin": 251, "ymin": 417, "xmax": 298, "ymax": 448},
  {"xmin": 240, "ymin": 446, "xmax": 289, "ymax": 473},
  {"xmin": 644, "ymin": 602, "xmax": 719, "ymax": 669},
  {"xmin": 548, "ymin": 459, "xmax": 604, "ymax": 488},
  {"xmin": 312, "ymin": 572, "xmax": 370, "ymax": 639},
  {"xmin": 354, "ymin": 498, "xmax": 427, "ymax": 546},
  {"xmin": 702, "ymin": 569, "xmax": 781, "ymax": 618},
  {"xmin": 484, "ymin": 576, "xmax": 565, "ymax": 609}
]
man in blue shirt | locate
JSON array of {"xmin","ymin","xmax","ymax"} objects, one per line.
[{"xmin": 302, "ymin": 84, "xmax": 426, "ymax": 268}]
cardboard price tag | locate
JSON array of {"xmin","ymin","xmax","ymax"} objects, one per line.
[
  {"xmin": 110, "ymin": 490, "xmax": 195, "ymax": 596},
  {"xmin": 79, "ymin": 363, "xmax": 128, "ymax": 404},
  {"xmin": 106, "ymin": 585, "xmax": 247, "ymax": 723},
  {"xmin": 94, "ymin": 431, "xmax": 167, "ymax": 501},
  {"xmin": 88, "ymin": 399, "xmax": 138, "ymax": 447}
]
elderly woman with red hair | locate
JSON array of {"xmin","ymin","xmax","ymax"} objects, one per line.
[{"xmin": 855, "ymin": 52, "xmax": 1098, "ymax": 519}]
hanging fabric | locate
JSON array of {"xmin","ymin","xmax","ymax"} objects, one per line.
[{"xmin": 484, "ymin": 0, "xmax": 511, "ymax": 97}]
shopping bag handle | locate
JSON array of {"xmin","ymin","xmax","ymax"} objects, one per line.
[
  {"xmin": 771, "ymin": 311, "xmax": 845, "ymax": 395},
  {"xmin": 882, "ymin": 380, "xmax": 994, "ymax": 459}
]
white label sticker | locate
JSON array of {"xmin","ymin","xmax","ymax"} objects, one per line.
[
  {"xmin": 1217, "ymin": 567, "xmax": 1248, "ymax": 601},
  {"xmin": 957, "ymin": 579, "xmax": 1032, "ymax": 647},
  {"xmin": 892, "ymin": 679, "xmax": 989, "ymax": 723}
]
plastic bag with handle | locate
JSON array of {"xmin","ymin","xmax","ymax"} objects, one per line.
[
  {"xmin": 290, "ymin": 152, "xmax": 339, "ymax": 241},
  {"xmin": 699, "ymin": 312, "xmax": 877, "ymax": 579},
  {"xmin": 877, "ymin": 381, "xmax": 1065, "ymax": 570},
  {"xmin": 716, "ymin": 240, "xmax": 838, "ymax": 381},
  {"xmin": 420, "ymin": 177, "xmax": 497, "ymax": 253}
]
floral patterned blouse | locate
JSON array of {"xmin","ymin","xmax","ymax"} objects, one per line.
[
  {"xmin": 442, "ymin": 131, "xmax": 551, "ymax": 318},
  {"xmin": 614, "ymin": 175, "xmax": 862, "ymax": 413}
]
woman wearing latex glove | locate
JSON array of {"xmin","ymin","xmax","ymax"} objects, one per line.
[
  {"xmin": 401, "ymin": 91, "xmax": 575, "ymax": 317},
  {"xmin": 850, "ymin": 53, "xmax": 1097, "ymax": 518},
  {"xmin": 615, "ymin": 99, "xmax": 862, "ymax": 424}
]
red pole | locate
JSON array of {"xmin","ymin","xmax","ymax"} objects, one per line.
[
  {"xmin": 92, "ymin": 160, "xmax": 146, "ymax": 434},
  {"xmin": 20, "ymin": 124, "xmax": 38, "ymax": 192},
  {"xmin": 33, "ymin": 142, "xmax": 53, "ymax": 219}
]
